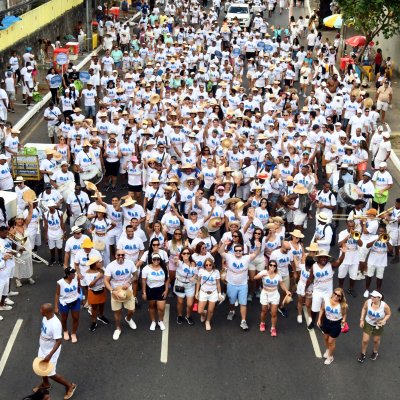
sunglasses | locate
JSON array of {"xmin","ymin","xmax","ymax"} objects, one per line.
[
  {"xmin": 232, "ymin": 234, "xmax": 239, "ymax": 238},
  {"xmin": 333, "ymin": 292, "xmax": 342, "ymax": 298},
  {"xmin": 152, "ymin": 243, "xmax": 160, "ymax": 246},
  {"xmin": 174, "ymin": 232, "xmax": 182, "ymax": 235},
  {"xmin": 235, "ymin": 249, "xmax": 243, "ymax": 252},
  {"xmin": 116, "ymin": 254, "xmax": 125, "ymax": 258},
  {"xmin": 182, "ymin": 252, "xmax": 190, "ymax": 255},
  {"xmin": 269, "ymin": 263, "xmax": 277, "ymax": 267},
  {"xmin": 205, "ymin": 263, "xmax": 213, "ymax": 266},
  {"xmin": 153, "ymin": 258, "xmax": 161, "ymax": 261}
]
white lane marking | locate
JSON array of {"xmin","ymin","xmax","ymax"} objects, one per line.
[
  {"xmin": 160, "ymin": 304, "xmax": 170, "ymax": 364},
  {"xmin": 0, "ymin": 319, "xmax": 23, "ymax": 376},
  {"xmin": 303, "ymin": 307, "xmax": 322, "ymax": 358}
]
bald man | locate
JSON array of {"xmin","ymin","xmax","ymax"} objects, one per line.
[{"xmin": 33, "ymin": 303, "xmax": 77, "ymax": 399}]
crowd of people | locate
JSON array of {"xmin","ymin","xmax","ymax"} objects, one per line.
[{"xmin": 0, "ymin": 1, "xmax": 398, "ymax": 399}]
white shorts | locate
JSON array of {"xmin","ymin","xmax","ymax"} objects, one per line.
[
  {"xmin": 48, "ymin": 238, "xmax": 63, "ymax": 249},
  {"xmin": 260, "ymin": 289, "xmax": 280, "ymax": 305},
  {"xmin": 108, "ymin": 228, "xmax": 123, "ymax": 245},
  {"xmin": 248, "ymin": 256, "xmax": 266, "ymax": 272},
  {"xmin": 376, "ymin": 100, "xmax": 389, "ymax": 111},
  {"xmin": 389, "ymin": 228, "xmax": 400, "ymax": 246},
  {"xmin": 312, "ymin": 290, "xmax": 331, "ymax": 312},
  {"xmin": 0, "ymin": 280, "xmax": 9, "ymax": 296},
  {"xmin": 174, "ymin": 281, "xmax": 195, "ymax": 299},
  {"xmin": 358, "ymin": 245, "xmax": 370, "ymax": 262},
  {"xmin": 198, "ymin": 289, "xmax": 219, "ymax": 302},
  {"xmin": 296, "ymin": 281, "xmax": 313, "ymax": 298},
  {"xmin": 366, "ymin": 264, "xmax": 385, "ymax": 279},
  {"xmin": 326, "ymin": 163, "xmax": 337, "ymax": 174},
  {"xmin": 338, "ymin": 263, "xmax": 358, "ymax": 280},
  {"xmin": 48, "ymin": 125, "xmax": 57, "ymax": 138},
  {"xmin": 294, "ymin": 210, "xmax": 307, "ymax": 225},
  {"xmin": 38, "ymin": 347, "xmax": 60, "ymax": 376}
]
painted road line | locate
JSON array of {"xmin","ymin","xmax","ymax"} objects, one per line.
[
  {"xmin": 303, "ymin": 307, "xmax": 322, "ymax": 359},
  {"xmin": 0, "ymin": 319, "xmax": 23, "ymax": 376},
  {"xmin": 160, "ymin": 304, "xmax": 170, "ymax": 364}
]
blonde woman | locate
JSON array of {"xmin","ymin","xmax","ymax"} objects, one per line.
[
  {"xmin": 299, "ymin": 61, "xmax": 312, "ymax": 97},
  {"xmin": 317, "ymin": 288, "xmax": 348, "ymax": 365}
]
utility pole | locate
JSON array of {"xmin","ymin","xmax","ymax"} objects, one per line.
[{"xmin": 85, "ymin": 0, "xmax": 92, "ymax": 51}]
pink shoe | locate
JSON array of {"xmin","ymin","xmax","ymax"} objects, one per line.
[
  {"xmin": 270, "ymin": 327, "xmax": 277, "ymax": 337},
  {"xmin": 259, "ymin": 322, "xmax": 266, "ymax": 332}
]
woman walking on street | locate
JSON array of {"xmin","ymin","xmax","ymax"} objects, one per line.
[
  {"xmin": 358, "ymin": 291, "xmax": 391, "ymax": 363},
  {"xmin": 317, "ymin": 287, "xmax": 348, "ymax": 365}
]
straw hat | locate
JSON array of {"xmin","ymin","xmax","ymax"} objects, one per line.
[
  {"xmin": 289, "ymin": 229, "xmax": 304, "ymax": 239},
  {"xmin": 71, "ymin": 225, "xmax": 83, "ymax": 234},
  {"xmin": 95, "ymin": 205, "xmax": 107, "ymax": 213},
  {"xmin": 208, "ymin": 217, "xmax": 223, "ymax": 230},
  {"xmin": 22, "ymin": 189, "xmax": 37, "ymax": 203},
  {"xmin": 81, "ymin": 238, "xmax": 94, "ymax": 249},
  {"xmin": 235, "ymin": 201, "xmax": 245, "ymax": 213},
  {"xmin": 293, "ymin": 184, "xmax": 308, "ymax": 194},
  {"xmin": 314, "ymin": 249, "xmax": 332, "ymax": 259},
  {"xmin": 281, "ymin": 292, "xmax": 293, "ymax": 306},
  {"xmin": 228, "ymin": 220, "xmax": 241, "ymax": 228},
  {"xmin": 90, "ymin": 191, "xmax": 106, "ymax": 198},
  {"xmin": 122, "ymin": 197, "xmax": 136, "ymax": 207},
  {"xmin": 112, "ymin": 286, "xmax": 133, "ymax": 302},
  {"xmin": 225, "ymin": 197, "xmax": 241, "ymax": 205},
  {"xmin": 83, "ymin": 139, "xmax": 92, "ymax": 147},
  {"xmin": 84, "ymin": 181, "xmax": 98, "ymax": 192},
  {"xmin": 53, "ymin": 152, "xmax": 63, "ymax": 161},
  {"xmin": 32, "ymin": 358, "xmax": 54, "ymax": 377},
  {"xmin": 150, "ymin": 93, "xmax": 160, "ymax": 104},
  {"xmin": 306, "ymin": 242, "xmax": 319, "ymax": 252},
  {"xmin": 316, "ymin": 212, "xmax": 329, "ymax": 223},
  {"xmin": 149, "ymin": 177, "xmax": 160, "ymax": 184},
  {"xmin": 221, "ymin": 138, "xmax": 233, "ymax": 149},
  {"xmin": 45, "ymin": 149, "xmax": 54, "ymax": 155},
  {"xmin": 271, "ymin": 216, "xmax": 284, "ymax": 225},
  {"xmin": 181, "ymin": 163, "xmax": 194, "ymax": 170},
  {"xmin": 86, "ymin": 254, "xmax": 102, "ymax": 266},
  {"xmin": 14, "ymin": 176, "xmax": 25, "ymax": 183}
]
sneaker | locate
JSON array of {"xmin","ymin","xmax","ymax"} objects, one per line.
[
  {"xmin": 16, "ymin": 279, "xmax": 22, "ymax": 287},
  {"xmin": 270, "ymin": 327, "xmax": 277, "ymax": 337},
  {"xmin": 4, "ymin": 298, "xmax": 14, "ymax": 305},
  {"xmin": 0, "ymin": 305, "xmax": 12, "ymax": 311},
  {"xmin": 363, "ymin": 290, "xmax": 370, "ymax": 298},
  {"xmin": 125, "ymin": 316, "xmax": 137, "ymax": 330},
  {"xmin": 89, "ymin": 322, "xmax": 97, "ymax": 332},
  {"xmin": 356, "ymin": 271, "xmax": 365, "ymax": 280},
  {"xmin": 8, "ymin": 291, "xmax": 19, "ymax": 296},
  {"xmin": 113, "ymin": 329, "xmax": 121, "ymax": 340},
  {"xmin": 307, "ymin": 321, "xmax": 315, "ymax": 331},
  {"xmin": 370, "ymin": 352, "xmax": 379, "ymax": 361},
  {"xmin": 255, "ymin": 288, "xmax": 261, "ymax": 298},
  {"xmin": 234, "ymin": 300, "xmax": 239, "ymax": 307},
  {"xmin": 205, "ymin": 321, "xmax": 211, "ymax": 330},
  {"xmin": 240, "ymin": 320, "xmax": 249, "ymax": 330},
  {"xmin": 192, "ymin": 303, "xmax": 198, "ymax": 312},
  {"xmin": 259, "ymin": 322, "xmax": 266, "ymax": 332},
  {"xmin": 347, "ymin": 288, "xmax": 357, "ymax": 298},
  {"xmin": 150, "ymin": 321, "xmax": 157, "ymax": 331},
  {"xmin": 200, "ymin": 311, "xmax": 207, "ymax": 323},
  {"xmin": 324, "ymin": 356, "xmax": 334, "ymax": 365},
  {"xmin": 227, "ymin": 310, "xmax": 235, "ymax": 320},
  {"xmin": 357, "ymin": 353, "xmax": 366, "ymax": 363},
  {"xmin": 185, "ymin": 315, "xmax": 195, "ymax": 325},
  {"xmin": 28, "ymin": 278, "xmax": 35, "ymax": 285},
  {"xmin": 0, "ymin": 316, "xmax": 3, "ymax": 320},
  {"xmin": 63, "ymin": 331, "xmax": 70, "ymax": 340},
  {"xmin": 97, "ymin": 315, "xmax": 110, "ymax": 324},
  {"xmin": 323, "ymin": 350, "xmax": 329, "ymax": 359},
  {"xmin": 87, "ymin": 307, "xmax": 92, "ymax": 315},
  {"xmin": 297, "ymin": 315, "xmax": 303, "ymax": 324},
  {"xmin": 176, "ymin": 315, "xmax": 183, "ymax": 324},
  {"xmin": 64, "ymin": 383, "xmax": 77, "ymax": 400},
  {"xmin": 278, "ymin": 307, "xmax": 288, "ymax": 317},
  {"xmin": 247, "ymin": 293, "xmax": 253, "ymax": 302},
  {"xmin": 49, "ymin": 261, "xmax": 56, "ymax": 267},
  {"xmin": 158, "ymin": 321, "xmax": 166, "ymax": 331}
]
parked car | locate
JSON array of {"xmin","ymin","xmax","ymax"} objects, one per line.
[{"xmin": 226, "ymin": 3, "xmax": 252, "ymax": 28}]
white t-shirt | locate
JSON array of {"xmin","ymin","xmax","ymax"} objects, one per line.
[
  {"xmin": 142, "ymin": 265, "xmax": 167, "ymax": 288},
  {"xmin": 198, "ymin": 268, "xmax": 220, "ymax": 292},
  {"xmin": 269, "ymin": 249, "xmax": 293, "ymax": 277},
  {"xmin": 104, "ymin": 259, "xmax": 137, "ymax": 289},
  {"xmin": 39, "ymin": 315, "xmax": 62, "ymax": 356},
  {"xmin": 225, "ymin": 253, "xmax": 251, "ymax": 285}
]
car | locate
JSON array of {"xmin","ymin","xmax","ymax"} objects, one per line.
[{"xmin": 226, "ymin": 3, "xmax": 252, "ymax": 28}]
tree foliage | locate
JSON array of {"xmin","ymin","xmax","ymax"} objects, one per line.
[{"xmin": 338, "ymin": 0, "xmax": 400, "ymax": 42}]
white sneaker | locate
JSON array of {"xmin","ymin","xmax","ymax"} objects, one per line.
[
  {"xmin": 0, "ymin": 305, "xmax": 13, "ymax": 311},
  {"xmin": 356, "ymin": 272, "xmax": 365, "ymax": 280},
  {"xmin": 16, "ymin": 279, "xmax": 22, "ymax": 287},
  {"xmin": 363, "ymin": 290, "xmax": 369, "ymax": 298},
  {"xmin": 125, "ymin": 317, "xmax": 137, "ymax": 330},
  {"xmin": 324, "ymin": 356, "xmax": 334, "ymax": 365},
  {"xmin": 297, "ymin": 315, "xmax": 303, "ymax": 324},
  {"xmin": 227, "ymin": 310, "xmax": 235, "ymax": 321},
  {"xmin": 5, "ymin": 298, "xmax": 14, "ymax": 306},
  {"xmin": 234, "ymin": 300, "xmax": 239, "ymax": 307},
  {"xmin": 150, "ymin": 321, "xmax": 157, "ymax": 331},
  {"xmin": 323, "ymin": 350, "xmax": 329, "ymax": 358},
  {"xmin": 0, "ymin": 315, "xmax": 3, "ymax": 320},
  {"xmin": 28, "ymin": 278, "xmax": 35, "ymax": 285},
  {"xmin": 8, "ymin": 291, "xmax": 19, "ymax": 296},
  {"xmin": 158, "ymin": 321, "xmax": 166, "ymax": 331},
  {"xmin": 113, "ymin": 329, "xmax": 121, "ymax": 340}
]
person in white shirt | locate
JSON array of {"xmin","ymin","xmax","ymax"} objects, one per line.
[
  {"xmin": 33, "ymin": 302, "xmax": 76, "ymax": 396},
  {"xmin": 372, "ymin": 162, "xmax": 393, "ymax": 212},
  {"xmin": 0, "ymin": 155, "xmax": 13, "ymax": 190},
  {"xmin": 64, "ymin": 226, "xmax": 89, "ymax": 268},
  {"xmin": 39, "ymin": 150, "xmax": 57, "ymax": 183},
  {"xmin": 43, "ymin": 102, "xmax": 62, "ymax": 144},
  {"xmin": 81, "ymin": 81, "xmax": 97, "ymax": 118}
]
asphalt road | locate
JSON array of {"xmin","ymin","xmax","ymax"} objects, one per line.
[{"xmin": 1, "ymin": 5, "xmax": 400, "ymax": 400}]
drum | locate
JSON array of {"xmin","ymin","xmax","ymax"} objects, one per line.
[
  {"xmin": 75, "ymin": 214, "xmax": 91, "ymax": 231},
  {"xmin": 58, "ymin": 181, "xmax": 75, "ymax": 201},
  {"xmin": 338, "ymin": 183, "xmax": 360, "ymax": 206},
  {"xmin": 80, "ymin": 165, "xmax": 103, "ymax": 185}
]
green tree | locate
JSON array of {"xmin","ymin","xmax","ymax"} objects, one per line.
[{"xmin": 338, "ymin": 0, "xmax": 400, "ymax": 57}]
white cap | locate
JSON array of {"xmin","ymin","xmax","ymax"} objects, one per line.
[
  {"xmin": 46, "ymin": 201, "xmax": 57, "ymax": 207},
  {"xmin": 0, "ymin": 154, "xmax": 9, "ymax": 160},
  {"xmin": 370, "ymin": 290, "xmax": 382, "ymax": 298},
  {"xmin": 339, "ymin": 132, "xmax": 347, "ymax": 138},
  {"xmin": 356, "ymin": 109, "xmax": 362, "ymax": 114},
  {"xmin": 383, "ymin": 132, "xmax": 391, "ymax": 139},
  {"xmin": 379, "ymin": 161, "xmax": 387, "ymax": 168}
]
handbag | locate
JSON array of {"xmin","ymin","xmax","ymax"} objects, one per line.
[
  {"xmin": 91, "ymin": 287, "xmax": 105, "ymax": 294},
  {"xmin": 147, "ymin": 187, "xmax": 159, "ymax": 211},
  {"xmin": 341, "ymin": 321, "xmax": 349, "ymax": 333},
  {"xmin": 174, "ymin": 270, "xmax": 189, "ymax": 293}
]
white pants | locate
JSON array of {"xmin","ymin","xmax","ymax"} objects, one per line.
[{"xmin": 338, "ymin": 263, "xmax": 358, "ymax": 280}]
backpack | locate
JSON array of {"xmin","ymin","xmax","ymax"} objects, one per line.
[{"xmin": 322, "ymin": 223, "xmax": 336, "ymax": 246}]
